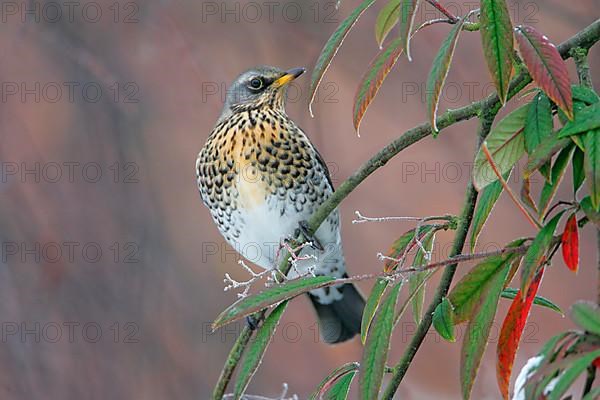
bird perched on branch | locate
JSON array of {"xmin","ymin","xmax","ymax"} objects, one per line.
[{"xmin": 196, "ymin": 66, "xmax": 364, "ymax": 343}]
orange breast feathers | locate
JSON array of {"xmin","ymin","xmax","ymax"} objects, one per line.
[{"xmin": 229, "ymin": 122, "xmax": 277, "ymax": 209}]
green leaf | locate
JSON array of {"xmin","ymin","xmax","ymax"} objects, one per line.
[
  {"xmin": 433, "ymin": 297, "xmax": 455, "ymax": 342},
  {"xmin": 558, "ymin": 99, "xmax": 589, "ymax": 128},
  {"xmin": 571, "ymin": 301, "xmax": 600, "ymax": 335},
  {"xmin": 581, "ymin": 196, "xmax": 600, "ymax": 225},
  {"xmin": 572, "ymin": 84, "xmax": 600, "ymax": 105},
  {"xmin": 213, "ymin": 276, "xmax": 335, "ymax": 329},
  {"xmin": 546, "ymin": 349, "xmax": 600, "ymax": 400},
  {"xmin": 460, "ymin": 257, "xmax": 510, "ymax": 400},
  {"xmin": 359, "ymin": 282, "xmax": 401, "ymax": 400},
  {"xmin": 410, "ymin": 231, "xmax": 436, "ymax": 324},
  {"xmin": 324, "ymin": 370, "xmax": 357, "ymax": 400},
  {"xmin": 233, "ymin": 301, "xmax": 288, "ymax": 398},
  {"xmin": 375, "ymin": 0, "xmax": 419, "ymax": 55},
  {"xmin": 520, "ymin": 211, "xmax": 565, "ymax": 295},
  {"xmin": 310, "ymin": 362, "xmax": 359, "ymax": 400},
  {"xmin": 501, "ymin": 288, "xmax": 563, "ymax": 315},
  {"xmin": 426, "ymin": 16, "xmax": 468, "ymax": 134},
  {"xmin": 473, "ymin": 105, "xmax": 529, "ymax": 190},
  {"xmin": 583, "ymin": 387, "xmax": 600, "ymax": 400},
  {"xmin": 514, "ymin": 25, "xmax": 573, "ymax": 119},
  {"xmin": 353, "ymin": 36, "xmax": 404, "ymax": 133},
  {"xmin": 361, "ymin": 278, "xmax": 389, "ymax": 344},
  {"xmin": 394, "ymin": 272, "xmax": 429, "ymax": 325},
  {"xmin": 309, "ymin": 0, "xmax": 376, "ymax": 115},
  {"xmin": 375, "ymin": 0, "xmax": 401, "ymax": 47},
  {"xmin": 524, "ymin": 131, "xmax": 571, "ymax": 178},
  {"xmin": 471, "ymin": 169, "xmax": 512, "ymax": 250},
  {"xmin": 480, "ymin": 0, "xmax": 514, "ymax": 104},
  {"xmin": 538, "ymin": 144, "xmax": 575, "ymax": 217},
  {"xmin": 583, "ymin": 129, "xmax": 600, "ymax": 210},
  {"xmin": 524, "ymin": 92, "xmax": 553, "ymax": 154},
  {"xmin": 558, "ymin": 103, "xmax": 600, "ymax": 137},
  {"xmin": 449, "ymin": 250, "xmax": 520, "ymax": 324},
  {"xmin": 572, "ymin": 146, "xmax": 585, "ymax": 195}
]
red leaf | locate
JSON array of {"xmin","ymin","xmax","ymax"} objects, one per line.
[
  {"xmin": 514, "ymin": 25, "xmax": 573, "ymax": 120},
  {"xmin": 594, "ymin": 357, "xmax": 600, "ymax": 369},
  {"xmin": 561, "ymin": 213, "xmax": 579, "ymax": 272},
  {"xmin": 496, "ymin": 268, "xmax": 544, "ymax": 399}
]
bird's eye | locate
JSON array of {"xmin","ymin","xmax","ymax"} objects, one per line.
[{"xmin": 248, "ymin": 77, "xmax": 264, "ymax": 90}]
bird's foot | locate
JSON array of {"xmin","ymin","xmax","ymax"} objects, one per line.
[{"xmin": 295, "ymin": 220, "xmax": 324, "ymax": 251}]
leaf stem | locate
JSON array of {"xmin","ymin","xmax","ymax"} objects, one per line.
[
  {"xmin": 425, "ymin": 0, "xmax": 459, "ymax": 23},
  {"xmin": 481, "ymin": 143, "xmax": 542, "ymax": 229}
]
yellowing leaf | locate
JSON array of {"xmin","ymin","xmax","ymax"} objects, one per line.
[{"xmin": 473, "ymin": 105, "xmax": 529, "ymax": 190}]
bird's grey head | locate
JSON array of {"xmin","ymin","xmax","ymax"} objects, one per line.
[{"xmin": 218, "ymin": 66, "xmax": 305, "ymax": 122}]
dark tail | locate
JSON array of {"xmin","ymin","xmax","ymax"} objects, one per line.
[{"xmin": 308, "ymin": 282, "xmax": 365, "ymax": 344}]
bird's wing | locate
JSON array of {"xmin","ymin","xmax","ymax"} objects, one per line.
[{"xmin": 312, "ymin": 145, "xmax": 334, "ymax": 192}]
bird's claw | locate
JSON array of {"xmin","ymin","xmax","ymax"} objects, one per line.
[
  {"xmin": 296, "ymin": 220, "xmax": 324, "ymax": 251},
  {"xmin": 246, "ymin": 315, "xmax": 259, "ymax": 330}
]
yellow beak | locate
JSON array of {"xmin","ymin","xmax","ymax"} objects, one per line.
[{"xmin": 272, "ymin": 67, "xmax": 305, "ymax": 88}]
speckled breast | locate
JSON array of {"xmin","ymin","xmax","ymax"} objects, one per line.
[{"xmin": 196, "ymin": 107, "xmax": 333, "ymax": 267}]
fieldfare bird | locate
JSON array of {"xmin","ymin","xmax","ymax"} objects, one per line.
[{"xmin": 196, "ymin": 66, "xmax": 364, "ymax": 343}]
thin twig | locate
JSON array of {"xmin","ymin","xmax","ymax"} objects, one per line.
[
  {"xmin": 481, "ymin": 143, "xmax": 542, "ymax": 229},
  {"xmin": 413, "ymin": 18, "xmax": 454, "ymax": 34},
  {"xmin": 425, "ymin": 0, "xmax": 459, "ymax": 23},
  {"xmin": 352, "ymin": 211, "xmax": 422, "ymax": 224}
]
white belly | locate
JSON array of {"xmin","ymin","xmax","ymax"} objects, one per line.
[{"xmin": 232, "ymin": 198, "xmax": 300, "ymax": 269}]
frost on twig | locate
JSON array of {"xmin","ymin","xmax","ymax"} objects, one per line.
[
  {"xmin": 280, "ymin": 240, "xmax": 318, "ymax": 279},
  {"xmin": 223, "ymin": 240, "xmax": 320, "ymax": 297},
  {"xmin": 355, "ymin": 210, "xmax": 455, "ymax": 269},
  {"xmin": 223, "ymin": 260, "xmax": 285, "ymax": 298},
  {"xmin": 352, "ymin": 210, "xmax": 422, "ymax": 224},
  {"xmin": 223, "ymin": 383, "xmax": 298, "ymax": 400}
]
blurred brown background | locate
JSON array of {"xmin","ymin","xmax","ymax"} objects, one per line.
[{"xmin": 0, "ymin": 0, "xmax": 598, "ymax": 398}]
